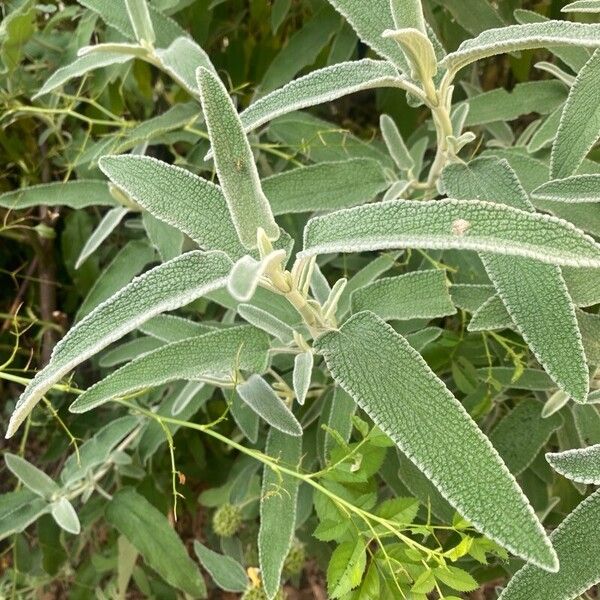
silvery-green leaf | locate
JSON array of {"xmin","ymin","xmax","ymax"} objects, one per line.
[
  {"xmin": 197, "ymin": 67, "xmax": 279, "ymax": 249},
  {"xmin": 534, "ymin": 61, "xmax": 575, "ymax": 87},
  {"xmin": 33, "ymin": 52, "xmax": 133, "ymax": 98},
  {"xmin": 259, "ymin": 429, "xmax": 302, "ymax": 599},
  {"xmin": 575, "ymin": 309, "xmax": 600, "ymax": 365},
  {"xmin": 442, "ymin": 22, "xmax": 600, "ymax": 76},
  {"xmin": 172, "ymin": 382, "xmax": 206, "ymax": 416},
  {"xmin": 99, "ymin": 155, "xmax": 248, "ymax": 260},
  {"xmin": 431, "ymin": 0, "xmax": 504, "ymax": 36},
  {"xmin": 563, "ymin": 0, "xmax": 600, "ymax": 12},
  {"xmin": 60, "ymin": 416, "xmax": 139, "ymax": 484},
  {"xmin": 325, "ymin": 0, "xmax": 409, "ymax": 70},
  {"xmin": 546, "ymin": 445, "xmax": 600, "ymax": 484},
  {"xmin": 463, "ymin": 81, "xmax": 567, "ymax": 127},
  {"xmin": 311, "ymin": 263, "xmax": 332, "ymax": 305},
  {"xmin": 78, "ymin": 0, "xmax": 185, "ymax": 47},
  {"xmin": 442, "ymin": 158, "xmax": 589, "ymax": 403},
  {"xmin": 154, "ymin": 37, "xmax": 215, "ymax": 96},
  {"xmin": 70, "ymin": 326, "xmax": 269, "ymax": 413},
  {"xmin": 230, "ymin": 390, "xmax": 260, "ymax": 443},
  {"xmin": 489, "ymin": 400, "xmax": 563, "ymax": 475},
  {"xmin": 382, "ymin": 180, "xmax": 410, "ymax": 201},
  {"xmin": 6, "ymin": 251, "xmax": 231, "ymax": 438},
  {"xmin": 467, "ymin": 294, "xmax": 513, "ymax": 331},
  {"xmin": 51, "ymin": 498, "xmax": 80, "ymax": 535},
  {"xmin": 77, "ymin": 240, "xmax": 156, "ymax": 320},
  {"xmin": 542, "ymin": 390, "xmax": 570, "ymax": 419},
  {"xmin": 451, "ymin": 283, "xmax": 495, "ymax": 312},
  {"xmin": 532, "ymin": 175, "xmax": 600, "ymax": 203},
  {"xmin": 552, "ymin": 50, "xmax": 600, "ymax": 180},
  {"xmin": 75, "ymin": 207, "xmax": 128, "ymax": 269},
  {"xmin": 0, "ymin": 181, "xmax": 117, "ymax": 209},
  {"xmin": 193, "ymin": 541, "xmax": 248, "ymax": 593},
  {"xmin": 78, "ymin": 42, "xmax": 149, "ymax": 59},
  {"xmin": 380, "ymin": 114, "xmax": 414, "ymax": 172},
  {"xmin": 98, "ymin": 337, "xmax": 164, "ymax": 368},
  {"xmin": 499, "ymin": 489, "xmax": 600, "ymax": 600},
  {"xmin": 124, "ymin": 0, "xmax": 155, "ymax": 44},
  {"xmin": 238, "ymin": 304, "xmax": 295, "ymax": 344},
  {"xmin": 351, "ymin": 270, "xmax": 456, "ymax": 321},
  {"xmin": 237, "ymin": 375, "xmax": 302, "ymax": 437},
  {"xmin": 139, "ymin": 315, "xmax": 214, "ymax": 343},
  {"xmin": 263, "ymin": 158, "xmax": 389, "ymax": 215},
  {"xmin": 0, "ymin": 490, "xmax": 50, "ymax": 541},
  {"xmin": 142, "ymin": 211, "xmax": 183, "ymax": 262},
  {"xmin": 477, "ymin": 368, "xmax": 556, "ymax": 392},
  {"xmin": 527, "ymin": 108, "xmax": 563, "ymax": 153},
  {"xmin": 389, "ymin": 0, "xmax": 426, "ymax": 33},
  {"xmin": 514, "ymin": 9, "xmax": 591, "ymax": 73},
  {"xmin": 562, "ymin": 266, "xmax": 600, "ymax": 308},
  {"xmin": 405, "ymin": 326, "xmax": 442, "ymax": 352},
  {"xmin": 4, "ymin": 453, "xmax": 60, "ymax": 499},
  {"xmin": 228, "ymin": 251, "xmax": 286, "ymax": 302},
  {"xmin": 300, "ymin": 199, "xmax": 600, "ymax": 268},
  {"xmin": 382, "ymin": 28, "xmax": 437, "ymax": 85},
  {"xmin": 293, "ymin": 351, "xmax": 313, "ymax": 405},
  {"xmin": 240, "ymin": 60, "xmax": 402, "ymax": 133},
  {"xmin": 315, "ymin": 311, "xmax": 557, "ymax": 570},
  {"xmin": 106, "ymin": 488, "xmax": 206, "ymax": 597}
]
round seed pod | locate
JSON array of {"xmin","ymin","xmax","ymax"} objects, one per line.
[{"xmin": 211, "ymin": 503, "xmax": 242, "ymax": 537}]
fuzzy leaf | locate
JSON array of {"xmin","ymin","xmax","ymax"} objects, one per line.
[
  {"xmin": 0, "ymin": 491, "xmax": 50, "ymax": 541},
  {"xmin": 197, "ymin": 67, "xmax": 279, "ymax": 248},
  {"xmin": 69, "ymin": 326, "xmax": 269, "ymax": 413},
  {"xmin": 240, "ymin": 60, "xmax": 402, "ymax": 133},
  {"xmin": 98, "ymin": 337, "xmax": 164, "ymax": 368},
  {"xmin": 390, "ymin": 0, "xmax": 427, "ymax": 33},
  {"xmin": 499, "ymin": 489, "xmax": 600, "ymax": 600},
  {"xmin": 563, "ymin": 0, "xmax": 600, "ymax": 13},
  {"xmin": 124, "ymin": 0, "xmax": 155, "ymax": 44},
  {"xmin": 351, "ymin": 270, "xmax": 456, "ymax": 321},
  {"xmin": 300, "ymin": 199, "xmax": 600, "ymax": 268},
  {"xmin": 139, "ymin": 315, "xmax": 213, "ymax": 343},
  {"xmin": 238, "ymin": 304, "xmax": 295, "ymax": 343},
  {"xmin": 552, "ymin": 50, "xmax": 600, "ymax": 179},
  {"xmin": 75, "ymin": 207, "xmax": 128, "ymax": 269},
  {"xmin": 51, "ymin": 498, "xmax": 80, "ymax": 535},
  {"xmin": 106, "ymin": 488, "xmax": 206, "ymax": 597},
  {"xmin": 442, "ymin": 21, "xmax": 600, "ymax": 75},
  {"xmin": 380, "ymin": 114, "xmax": 415, "ymax": 171},
  {"xmin": 490, "ymin": 400, "xmax": 563, "ymax": 475},
  {"xmin": 293, "ymin": 351, "xmax": 313, "ymax": 405},
  {"xmin": 193, "ymin": 542, "xmax": 248, "ymax": 593},
  {"xmin": 0, "ymin": 181, "xmax": 117, "ymax": 209},
  {"xmin": 34, "ymin": 52, "xmax": 133, "ymax": 98},
  {"xmin": 263, "ymin": 158, "xmax": 389, "ymax": 215},
  {"xmin": 6, "ymin": 251, "xmax": 231, "ymax": 438},
  {"xmin": 546, "ymin": 445, "xmax": 600, "ymax": 484},
  {"xmin": 259, "ymin": 429, "xmax": 302, "ymax": 599},
  {"xmin": 315, "ymin": 311, "xmax": 557, "ymax": 570},
  {"xmin": 227, "ymin": 251, "xmax": 286, "ymax": 302},
  {"xmin": 533, "ymin": 175, "xmax": 600, "ymax": 203},
  {"xmin": 237, "ymin": 375, "xmax": 303, "ymax": 436},
  {"xmin": 4, "ymin": 453, "xmax": 60, "ymax": 499}
]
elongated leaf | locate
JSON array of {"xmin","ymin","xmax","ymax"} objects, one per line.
[
  {"xmin": 237, "ymin": 375, "xmax": 302, "ymax": 437},
  {"xmin": 230, "ymin": 389, "xmax": 260, "ymax": 442},
  {"xmin": 142, "ymin": 211, "xmax": 183, "ymax": 262},
  {"xmin": 533, "ymin": 175, "xmax": 600, "ymax": 203},
  {"xmin": 193, "ymin": 542, "xmax": 248, "ymax": 592},
  {"xmin": 244, "ymin": 60, "xmax": 401, "ymax": 134},
  {"xmin": 442, "ymin": 22, "xmax": 600, "ymax": 75},
  {"xmin": 124, "ymin": 0, "xmax": 155, "ymax": 44},
  {"xmin": 154, "ymin": 37, "xmax": 214, "ymax": 96},
  {"xmin": 51, "ymin": 498, "xmax": 80, "ymax": 535},
  {"xmin": 293, "ymin": 351, "xmax": 313, "ymax": 405},
  {"xmin": 99, "ymin": 337, "xmax": 164, "ymax": 368},
  {"xmin": 326, "ymin": 0, "xmax": 409, "ymax": 69},
  {"xmin": 4, "ymin": 453, "xmax": 59, "ymax": 499},
  {"xmin": 390, "ymin": 0, "xmax": 426, "ymax": 33},
  {"xmin": 75, "ymin": 207, "xmax": 128, "ymax": 269},
  {"xmin": 0, "ymin": 490, "xmax": 50, "ymax": 541},
  {"xmin": 528, "ymin": 108, "xmax": 563, "ymax": 153},
  {"xmin": 442, "ymin": 159, "xmax": 589, "ymax": 403},
  {"xmin": 263, "ymin": 159, "xmax": 389, "ymax": 215},
  {"xmin": 106, "ymin": 488, "xmax": 206, "ymax": 597},
  {"xmin": 499, "ymin": 489, "xmax": 600, "ymax": 600},
  {"xmin": 78, "ymin": 0, "xmax": 185, "ymax": 47},
  {"xmin": 546, "ymin": 445, "xmax": 600, "ymax": 484},
  {"xmin": 563, "ymin": 0, "xmax": 600, "ymax": 13},
  {"xmin": 34, "ymin": 52, "xmax": 133, "ymax": 98},
  {"xmin": 563, "ymin": 266, "xmax": 600, "ymax": 307},
  {"xmin": 238, "ymin": 304, "xmax": 295, "ymax": 343},
  {"xmin": 77, "ymin": 239, "xmax": 155, "ymax": 320},
  {"xmin": 197, "ymin": 67, "xmax": 279, "ymax": 248},
  {"xmin": 259, "ymin": 429, "xmax": 302, "ymax": 599},
  {"xmin": 99, "ymin": 156, "xmax": 247, "ymax": 260},
  {"xmin": 489, "ymin": 400, "xmax": 562, "ymax": 475},
  {"xmin": 351, "ymin": 270, "xmax": 456, "ymax": 321},
  {"xmin": 228, "ymin": 251, "xmax": 286, "ymax": 302},
  {"xmin": 315, "ymin": 311, "xmax": 557, "ymax": 570},
  {"xmin": 552, "ymin": 50, "xmax": 600, "ymax": 179},
  {"xmin": 380, "ymin": 114, "xmax": 414, "ymax": 172},
  {"xmin": 6, "ymin": 251, "xmax": 231, "ymax": 438},
  {"xmin": 300, "ymin": 199, "xmax": 600, "ymax": 268},
  {"xmin": 431, "ymin": 0, "xmax": 504, "ymax": 36},
  {"xmin": 70, "ymin": 326, "xmax": 269, "ymax": 413},
  {"xmin": 0, "ymin": 181, "xmax": 117, "ymax": 209},
  {"xmin": 139, "ymin": 315, "xmax": 214, "ymax": 343}
]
